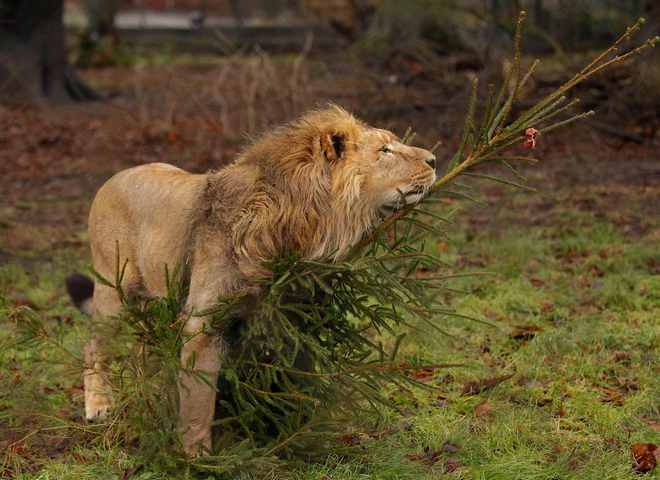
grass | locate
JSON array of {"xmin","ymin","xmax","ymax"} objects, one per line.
[{"xmin": 1, "ymin": 176, "xmax": 659, "ymax": 479}]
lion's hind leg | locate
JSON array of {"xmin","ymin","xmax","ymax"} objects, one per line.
[
  {"xmin": 83, "ymin": 283, "xmax": 122, "ymax": 422},
  {"xmin": 84, "ymin": 336, "xmax": 114, "ymax": 421}
]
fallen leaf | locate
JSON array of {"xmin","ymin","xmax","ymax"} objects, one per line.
[
  {"xmin": 510, "ymin": 324, "xmax": 542, "ymax": 341},
  {"xmin": 410, "ymin": 367, "xmax": 437, "ymax": 382},
  {"xmin": 72, "ymin": 452, "xmax": 86, "ymax": 463},
  {"xmin": 529, "ymin": 276, "xmax": 545, "ymax": 287},
  {"xmin": 557, "ymin": 402, "xmax": 566, "ymax": 418},
  {"xmin": 406, "ymin": 446, "xmax": 441, "ymax": 466},
  {"xmin": 38, "ymin": 134, "xmax": 61, "ymax": 147},
  {"xmin": 339, "ymin": 433, "xmax": 361, "ymax": 446},
  {"xmin": 444, "ymin": 458, "xmax": 462, "ymax": 473},
  {"xmin": 616, "ymin": 377, "xmax": 639, "ymax": 392},
  {"xmin": 462, "ymin": 374, "xmax": 514, "ymax": 396},
  {"xmin": 436, "ymin": 241, "xmax": 449, "ymax": 252},
  {"xmin": 631, "ymin": 443, "xmax": 658, "ymax": 473},
  {"xmin": 612, "ymin": 351, "xmax": 631, "ymax": 363},
  {"xmin": 540, "ymin": 300, "xmax": 554, "ymax": 313},
  {"xmin": 576, "ymin": 274, "xmax": 591, "ymax": 288},
  {"xmin": 599, "ymin": 387, "xmax": 625, "ymax": 405},
  {"xmin": 474, "ymin": 400, "xmax": 493, "ymax": 418},
  {"xmin": 13, "ymin": 297, "xmax": 38, "ymax": 309},
  {"xmin": 646, "ymin": 257, "xmax": 660, "ymax": 274}
]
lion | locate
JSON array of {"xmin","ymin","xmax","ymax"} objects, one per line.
[{"xmin": 66, "ymin": 105, "xmax": 437, "ymax": 455}]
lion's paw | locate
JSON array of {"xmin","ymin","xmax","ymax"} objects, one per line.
[{"xmin": 85, "ymin": 392, "xmax": 113, "ymax": 422}]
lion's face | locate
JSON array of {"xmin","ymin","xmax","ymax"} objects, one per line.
[
  {"xmin": 358, "ymin": 128, "xmax": 437, "ymax": 209},
  {"xmin": 323, "ymin": 126, "xmax": 437, "ymax": 212}
]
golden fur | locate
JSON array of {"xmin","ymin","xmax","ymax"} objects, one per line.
[{"xmin": 80, "ymin": 105, "xmax": 436, "ymax": 454}]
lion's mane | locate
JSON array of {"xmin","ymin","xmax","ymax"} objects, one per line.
[{"xmin": 200, "ymin": 106, "xmax": 379, "ymax": 277}]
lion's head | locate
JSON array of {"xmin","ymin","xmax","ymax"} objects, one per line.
[{"xmin": 230, "ymin": 105, "xmax": 436, "ymax": 274}]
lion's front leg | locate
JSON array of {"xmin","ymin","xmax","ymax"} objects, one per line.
[
  {"xmin": 178, "ymin": 324, "xmax": 224, "ymax": 456},
  {"xmin": 178, "ymin": 253, "xmax": 253, "ymax": 455}
]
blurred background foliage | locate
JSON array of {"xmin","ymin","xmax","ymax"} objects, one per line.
[{"xmin": 70, "ymin": 0, "xmax": 659, "ymax": 57}]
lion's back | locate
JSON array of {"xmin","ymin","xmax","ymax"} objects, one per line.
[{"xmin": 89, "ymin": 163, "xmax": 208, "ymax": 296}]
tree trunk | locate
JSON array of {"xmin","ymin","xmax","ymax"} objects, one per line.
[{"xmin": 0, "ymin": 0, "xmax": 100, "ymax": 103}]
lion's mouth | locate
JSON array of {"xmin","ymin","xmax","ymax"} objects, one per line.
[
  {"xmin": 380, "ymin": 185, "xmax": 428, "ymax": 214},
  {"xmin": 406, "ymin": 186, "xmax": 426, "ymax": 196}
]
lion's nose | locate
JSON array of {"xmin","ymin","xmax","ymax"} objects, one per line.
[{"xmin": 425, "ymin": 155, "xmax": 436, "ymax": 168}]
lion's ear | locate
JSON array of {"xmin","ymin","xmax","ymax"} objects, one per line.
[{"xmin": 320, "ymin": 132, "xmax": 346, "ymax": 163}]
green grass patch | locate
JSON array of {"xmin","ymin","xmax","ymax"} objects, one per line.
[{"xmin": 1, "ymin": 201, "xmax": 658, "ymax": 478}]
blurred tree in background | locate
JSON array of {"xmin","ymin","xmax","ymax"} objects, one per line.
[{"xmin": 0, "ymin": 0, "xmax": 99, "ymax": 102}]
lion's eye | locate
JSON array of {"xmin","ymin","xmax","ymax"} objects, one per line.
[{"xmin": 380, "ymin": 145, "xmax": 393, "ymax": 154}]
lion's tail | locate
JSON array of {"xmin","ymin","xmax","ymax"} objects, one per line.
[{"xmin": 65, "ymin": 273, "xmax": 94, "ymax": 316}]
